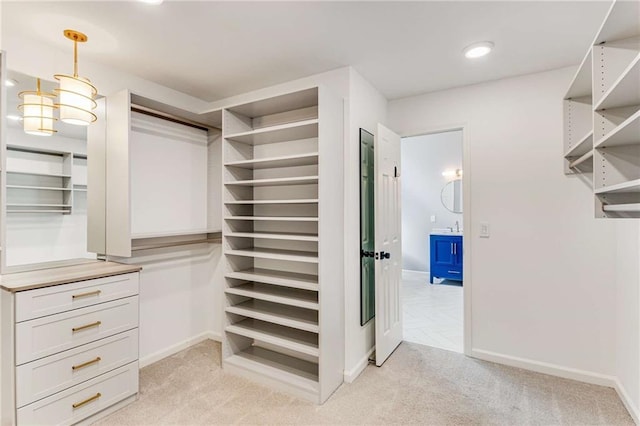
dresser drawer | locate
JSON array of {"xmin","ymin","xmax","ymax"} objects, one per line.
[
  {"xmin": 16, "ymin": 329, "xmax": 138, "ymax": 408},
  {"xmin": 16, "ymin": 273, "xmax": 139, "ymax": 322},
  {"xmin": 17, "ymin": 361, "xmax": 138, "ymax": 426},
  {"xmin": 16, "ymin": 296, "xmax": 139, "ymax": 365}
]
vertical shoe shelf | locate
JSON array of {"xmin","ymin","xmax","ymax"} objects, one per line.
[
  {"xmin": 563, "ymin": 0, "xmax": 640, "ymax": 218},
  {"xmin": 222, "ymin": 87, "xmax": 344, "ymax": 403}
]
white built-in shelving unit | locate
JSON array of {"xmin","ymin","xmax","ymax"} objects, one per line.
[
  {"xmin": 96, "ymin": 91, "xmax": 223, "ymax": 256},
  {"xmin": 5, "ymin": 145, "xmax": 84, "ymax": 215},
  {"xmin": 222, "ymin": 86, "xmax": 344, "ymax": 403},
  {"xmin": 563, "ymin": 0, "xmax": 640, "ymax": 218}
]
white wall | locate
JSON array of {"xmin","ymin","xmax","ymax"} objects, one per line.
[
  {"xmin": 616, "ymin": 221, "xmax": 640, "ymax": 422},
  {"xmin": 389, "ymin": 67, "xmax": 619, "ymax": 381},
  {"xmin": 343, "ymin": 68, "xmax": 388, "ymax": 382},
  {"xmin": 401, "ymin": 131, "xmax": 462, "ymax": 272}
]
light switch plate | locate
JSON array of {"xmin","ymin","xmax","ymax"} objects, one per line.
[
  {"xmin": 430, "ymin": 215, "xmax": 436, "ymax": 223},
  {"xmin": 480, "ymin": 222, "xmax": 490, "ymax": 238}
]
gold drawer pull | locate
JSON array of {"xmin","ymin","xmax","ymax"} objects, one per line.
[
  {"xmin": 72, "ymin": 392, "xmax": 101, "ymax": 409},
  {"xmin": 72, "ymin": 290, "xmax": 102, "ymax": 299},
  {"xmin": 72, "ymin": 321, "xmax": 102, "ymax": 333},
  {"xmin": 72, "ymin": 356, "xmax": 101, "ymax": 371}
]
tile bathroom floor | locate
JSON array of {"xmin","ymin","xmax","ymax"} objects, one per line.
[{"xmin": 402, "ymin": 270, "xmax": 463, "ymax": 353}]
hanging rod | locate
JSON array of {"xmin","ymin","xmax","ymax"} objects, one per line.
[
  {"xmin": 130, "ymin": 104, "xmax": 220, "ymax": 132},
  {"xmin": 131, "ymin": 237, "xmax": 221, "ymax": 252}
]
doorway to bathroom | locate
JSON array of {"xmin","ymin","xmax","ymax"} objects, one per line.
[{"xmin": 401, "ymin": 129, "xmax": 464, "ymax": 353}]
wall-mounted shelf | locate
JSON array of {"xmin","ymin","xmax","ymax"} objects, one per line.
[
  {"xmin": 225, "ymin": 283, "xmax": 318, "ymax": 310},
  {"xmin": 226, "ymin": 231, "xmax": 318, "ymax": 242},
  {"xmin": 595, "ymin": 179, "xmax": 640, "ymax": 195},
  {"xmin": 224, "ymin": 216, "xmax": 318, "ymax": 222},
  {"xmin": 5, "ymin": 146, "xmax": 79, "ymax": 215},
  {"xmin": 225, "ymin": 268, "xmax": 318, "ymax": 292},
  {"xmin": 226, "ymin": 299, "xmax": 319, "ymax": 333},
  {"xmin": 594, "ymin": 110, "xmax": 640, "ymax": 148},
  {"xmin": 225, "ymin": 152, "xmax": 319, "ymax": 170},
  {"xmin": 224, "ymin": 176, "xmax": 318, "ymax": 187},
  {"xmin": 594, "ymin": 53, "xmax": 640, "ymax": 111},
  {"xmin": 226, "ymin": 319, "xmax": 319, "ymax": 356},
  {"xmin": 225, "ymin": 199, "xmax": 319, "ymax": 205},
  {"xmin": 563, "ymin": 0, "xmax": 640, "ymax": 218},
  {"xmin": 224, "ymin": 119, "xmax": 318, "ymax": 145},
  {"xmin": 226, "ymin": 247, "xmax": 319, "ymax": 263}
]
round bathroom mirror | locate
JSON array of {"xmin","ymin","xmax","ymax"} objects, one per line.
[{"xmin": 441, "ymin": 179, "xmax": 463, "ymax": 214}]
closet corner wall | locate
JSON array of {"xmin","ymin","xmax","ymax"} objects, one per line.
[
  {"xmin": 88, "ymin": 90, "xmax": 223, "ymax": 256},
  {"xmin": 221, "ymin": 86, "xmax": 345, "ymax": 404}
]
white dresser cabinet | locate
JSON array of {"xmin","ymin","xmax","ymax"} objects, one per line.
[{"xmin": 1, "ymin": 261, "xmax": 142, "ymax": 426}]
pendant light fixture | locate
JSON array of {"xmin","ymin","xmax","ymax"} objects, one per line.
[
  {"xmin": 54, "ymin": 29, "xmax": 97, "ymax": 126},
  {"xmin": 18, "ymin": 78, "xmax": 57, "ymax": 136}
]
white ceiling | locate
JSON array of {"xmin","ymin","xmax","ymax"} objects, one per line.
[{"xmin": 2, "ymin": 1, "xmax": 611, "ymax": 103}]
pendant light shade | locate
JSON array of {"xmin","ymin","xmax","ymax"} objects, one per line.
[
  {"xmin": 54, "ymin": 29, "xmax": 97, "ymax": 126},
  {"xmin": 18, "ymin": 78, "xmax": 57, "ymax": 136}
]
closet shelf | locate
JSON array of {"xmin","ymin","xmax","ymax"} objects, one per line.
[
  {"xmin": 225, "ymin": 199, "xmax": 319, "ymax": 205},
  {"xmin": 602, "ymin": 203, "xmax": 640, "ymax": 212},
  {"xmin": 225, "ymin": 268, "xmax": 318, "ymax": 292},
  {"xmin": 6, "ymin": 170, "xmax": 71, "ymax": 179},
  {"xmin": 225, "ymin": 248, "xmax": 319, "ymax": 263},
  {"xmin": 225, "ymin": 152, "xmax": 319, "ymax": 170},
  {"xmin": 224, "ymin": 119, "xmax": 318, "ymax": 146},
  {"xmin": 6, "ymin": 185, "xmax": 71, "ymax": 191},
  {"xmin": 7, "ymin": 210, "xmax": 71, "ymax": 214},
  {"xmin": 226, "ymin": 232, "xmax": 318, "ymax": 242},
  {"xmin": 225, "ymin": 176, "xmax": 318, "ymax": 187},
  {"xmin": 7, "ymin": 203, "xmax": 71, "ymax": 208},
  {"xmin": 224, "ymin": 216, "xmax": 318, "ymax": 222},
  {"xmin": 564, "ymin": 131, "xmax": 593, "ymax": 158},
  {"xmin": 565, "ymin": 50, "xmax": 593, "ymax": 100},
  {"xmin": 594, "ymin": 110, "xmax": 640, "ymax": 149},
  {"xmin": 224, "ymin": 347, "xmax": 319, "ymax": 392},
  {"xmin": 226, "ymin": 319, "xmax": 319, "ymax": 356},
  {"xmin": 594, "ymin": 53, "xmax": 640, "ymax": 110},
  {"xmin": 568, "ymin": 150, "xmax": 594, "ymax": 169},
  {"xmin": 226, "ymin": 282, "xmax": 319, "ymax": 310},
  {"xmin": 594, "ymin": 179, "xmax": 640, "ymax": 195},
  {"xmin": 226, "ymin": 299, "xmax": 319, "ymax": 333}
]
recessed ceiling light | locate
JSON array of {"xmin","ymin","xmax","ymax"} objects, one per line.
[
  {"xmin": 7, "ymin": 115, "xmax": 22, "ymax": 121},
  {"xmin": 5, "ymin": 78, "xmax": 18, "ymax": 87},
  {"xmin": 463, "ymin": 41, "xmax": 494, "ymax": 59},
  {"xmin": 139, "ymin": 0, "xmax": 164, "ymax": 4}
]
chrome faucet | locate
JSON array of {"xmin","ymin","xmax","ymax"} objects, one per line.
[{"xmin": 455, "ymin": 221, "xmax": 460, "ymax": 232}]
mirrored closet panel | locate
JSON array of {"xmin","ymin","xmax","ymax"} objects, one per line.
[{"xmin": 2, "ymin": 70, "xmax": 100, "ymax": 271}]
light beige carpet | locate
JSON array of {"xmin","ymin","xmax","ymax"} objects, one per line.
[{"xmin": 96, "ymin": 340, "xmax": 633, "ymax": 425}]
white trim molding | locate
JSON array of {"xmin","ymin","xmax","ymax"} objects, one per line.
[
  {"xmin": 344, "ymin": 346, "xmax": 375, "ymax": 383},
  {"xmin": 614, "ymin": 378, "xmax": 640, "ymax": 425},
  {"xmin": 471, "ymin": 348, "xmax": 617, "ymax": 387},
  {"xmin": 139, "ymin": 331, "xmax": 221, "ymax": 368}
]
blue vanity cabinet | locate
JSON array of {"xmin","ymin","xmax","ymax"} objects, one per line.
[{"xmin": 430, "ymin": 234, "xmax": 463, "ymax": 283}]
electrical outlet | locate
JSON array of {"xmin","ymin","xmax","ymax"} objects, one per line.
[
  {"xmin": 430, "ymin": 215, "xmax": 436, "ymax": 223},
  {"xmin": 480, "ymin": 222, "xmax": 490, "ymax": 238}
]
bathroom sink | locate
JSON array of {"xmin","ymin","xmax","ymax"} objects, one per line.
[{"xmin": 430, "ymin": 228, "xmax": 463, "ymax": 235}]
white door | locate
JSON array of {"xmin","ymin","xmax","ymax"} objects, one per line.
[{"xmin": 374, "ymin": 123, "xmax": 403, "ymax": 366}]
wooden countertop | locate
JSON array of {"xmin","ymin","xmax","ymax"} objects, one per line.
[{"xmin": 0, "ymin": 260, "xmax": 142, "ymax": 292}]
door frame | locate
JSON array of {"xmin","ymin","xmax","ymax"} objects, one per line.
[{"xmin": 400, "ymin": 123, "xmax": 471, "ymax": 356}]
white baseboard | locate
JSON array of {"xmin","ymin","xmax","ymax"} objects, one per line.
[
  {"xmin": 344, "ymin": 346, "xmax": 375, "ymax": 383},
  {"xmin": 471, "ymin": 349, "xmax": 617, "ymax": 388},
  {"xmin": 614, "ymin": 378, "xmax": 640, "ymax": 425},
  {"xmin": 139, "ymin": 331, "xmax": 221, "ymax": 368},
  {"xmin": 402, "ymin": 269, "xmax": 429, "ymax": 276}
]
